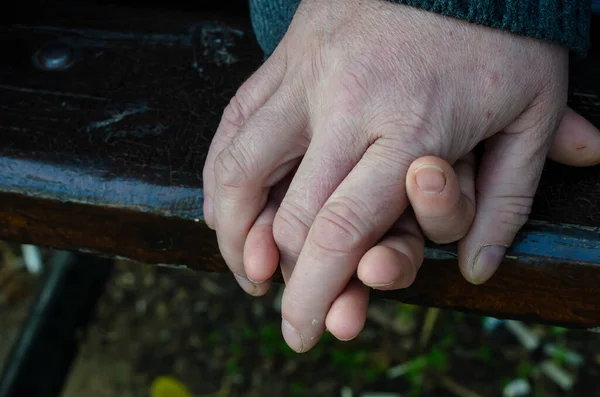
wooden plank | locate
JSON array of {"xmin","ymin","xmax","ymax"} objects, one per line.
[{"xmin": 1, "ymin": 2, "xmax": 599, "ymax": 328}]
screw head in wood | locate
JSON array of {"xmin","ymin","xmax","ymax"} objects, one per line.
[{"xmin": 33, "ymin": 45, "xmax": 74, "ymax": 71}]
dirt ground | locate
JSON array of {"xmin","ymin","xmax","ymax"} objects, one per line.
[{"xmin": 1, "ymin": 249, "xmax": 600, "ymax": 397}]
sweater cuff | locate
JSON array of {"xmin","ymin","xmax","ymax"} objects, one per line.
[{"xmin": 388, "ymin": 0, "xmax": 591, "ymax": 56}]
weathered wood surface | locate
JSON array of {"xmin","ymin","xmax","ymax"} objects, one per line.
[{"xmin": 1, "ymin": 3, "xmax": 600, "ymax": 328}]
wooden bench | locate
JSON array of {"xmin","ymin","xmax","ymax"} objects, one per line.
[{"xmin": 1, "ymin": 1, "xmax": 599, "ymax": 330}]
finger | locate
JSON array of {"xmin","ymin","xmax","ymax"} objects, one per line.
[
  {"xmin": 328, "ymin": 213, "xmax": 421, "ymax": 343},
  {"xmin": 272, "ymin": 115, "xmax": 368, "ymax": 281},
  {"xmin": 243, "ymin": 172, "xmax": 294, "ymax": 286},
  {"xmin": 547, "ymin": 107, "xmax": 600, "ymax": 167},
  {"xmin": 324, "ymin": 279, "xmax": 370, "ymax": 341},
  {"xmin": 458, "ymin": 105, "xmax": 561, "ymax": 284},
  {"xmin": 203, "ymin": 49, "xmax": 287, "ymax": 228},
  {"xmin": 281, "ymin": 139, "xmax": 415, "ymax": 352},
  {"xmin": 357, "ymin": 153, "xmax": 475, "ymax": 290},
  {"xmin": 239, "ymin": 199, "xmax": 276, "ymax": 295},
  {"xmin": 213, "ymin": 85, "xmax": 307, "ymax": 293},
  {"xmin": 357, "ymin": 211, "xmax": 425, "ymax": 290},
  {"xmin": 406, "ymin": 154, "xmax": 476, "ymax": 244}
]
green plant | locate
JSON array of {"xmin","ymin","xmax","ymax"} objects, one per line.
[
  {"xmin": 228, "ymin": 342, "xmax": 242, "ymax": 354},
  {"xmin": 289, "ymin": 381, "xmax": 306, "ymax": 395},
  {"xmin": 240, "ymin": 325, "xmax": 255, "ymax": 339},
  {"xmin": 406, "ymin": 371, "xmax": 424, "ymax": 396},
  {"xmin": 395, "ymin": 303, "xmax": 419, "ymax": 323},
  {"xmin": 330, "ymin": 349, "xmax": 368, "ymax": 372},
  {"xmin": 427, "ymin": 347, "xmax": 449, "ymax": 372},
  {"xmin": 517, "ymin": 361, "xmax": 534, "ymax": 378},
  {"xmin": 225, "ymin": 356, "xmax": 240, "ymax": 376},
  {"xmin": 452, "ymin": 312, "xmax": 465, "ymax": 322},
  {"xmin": 551, "ymin": 344, "xmax": 570, "ymax": 366},
  {"xmin": 476, "ymin": 347, "xmax": 493, "ymax": 363},
  {"xmin": 551, "ymin": 327, "xmax": 569, "ymax": 336},
  {"xmin": 438, "ymin": 333, "xmax": 456, "ymax": 349}
]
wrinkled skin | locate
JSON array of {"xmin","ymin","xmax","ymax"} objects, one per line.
[{"xmin": 203, "ymin": 0, "xmax": 600, "ymax": 353}]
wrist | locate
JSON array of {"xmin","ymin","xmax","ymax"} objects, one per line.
[{"xmin": 386, "ymin": 0, "xmax": 591, "ymax": 56}]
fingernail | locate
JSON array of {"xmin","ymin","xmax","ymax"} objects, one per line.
[
  {"xmin": 367, "ymin": 281, "xmax": 395, "ymax": 289},
  {"xmin": 234, "ymin": 274, "xmax": 258, "ymax": 295},
  {"xmin": 204, "ymin": 196, "xmax": 214, "ymax": 229},
  {"xmin": 282, "ymin": 319, "xmax": 304, "ymax": 353},
  {"xmin": 414, "ymin": 165, "xmax": 446, "ymax": 193},
  {"xmin": 247, "ymin": 275, "xmax": 264, "ymax": 285},
  {"xmin": 471, "ymin": 245, "xmax": 506, "ymax": 284}
]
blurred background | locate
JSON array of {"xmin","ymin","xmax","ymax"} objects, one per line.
[{"xmin": 1, "ymin": 243, "xmax": 599, "ymax": 397}]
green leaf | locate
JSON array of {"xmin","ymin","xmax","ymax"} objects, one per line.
[
  {"xmin": 428, "ymin": 347, "xmax": 448, "ymax": 372},
  {"xmin": 364, "ymin": 367, "xmax": 380, "ymax": 381},
  {"xmin": 228, "ymin": 342, "xmax": 242, "ymax": 354},
  {"xmin": 241, "ymin": 326, "xmax": 255, "ymax": 339},
  {"xmin": 551, "ymin": 345, "xmax": 569, "ymax": 365},
  {"xmin": 476, "ymin": 347, "xmax": 492, "ymax": 363},
  {"xmin": 517, "ymin": 361, "xmax": 534, "ymax": 378},
  {"xmin": 290, "ymin": 381, "xmax": 305, "ymax": 395},
  {"xmin": 407, "ymin": 372, "xmax": 424, "ymax": 396},
  {"xmin": 225, "ymin": 357, "xmax": 240, "ymax": 375},
  {"xmin": 551, "ymin": 327, "xmax": 569, "ymax": 336},
  {"xmin": 439, "ymin": 334, "xmax": 456, "ymax": 348}
]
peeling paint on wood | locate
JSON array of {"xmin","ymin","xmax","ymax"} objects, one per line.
[{"xmin": 87, "ymin": 103, "xmax": 149, "ymax": 132}]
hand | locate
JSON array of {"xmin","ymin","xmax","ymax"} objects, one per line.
[
  {"xmin": 212, "ymin": 109, "xmax": 599, "ymax": 339},
  {"xmin": 203, "ymin": 0, "xmax": 598, "ymax": 352},
  {"xmin": 217, "ymin": 107, "xmax": 600, "ymax": 289}
]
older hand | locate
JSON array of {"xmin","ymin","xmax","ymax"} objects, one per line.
[{"xmin": 203, "ymin": 0, "xmax": 598, "ymax": 352}]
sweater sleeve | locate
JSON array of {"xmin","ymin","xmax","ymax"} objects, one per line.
[
  {"xmin": 386, "ymin": 0, "xmax": 591, "ymax": 56},
  {"xmin": 249, "ymin": 0, "xmax": 592, "ymax": 57}
]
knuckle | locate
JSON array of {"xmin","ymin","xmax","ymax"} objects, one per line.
[
  {"xmin": 300, "ymin": 42, "xmax": 327, "ymax": 88},
  {"xmin": 369, "ymin": 138, "xmax": 419, "ymax": 169},
  {"xmin": 222, "ymin": 86, "xmax": 255, "ymax": 129},
  {"xmin": 310, "ymin": 199, "xmax": 369, "ymax": 255},
  {"xmin": 493, "ymin": 196, "xmax": 533, "ymax": 232},
  {"xmin": 373, "ymin": 109, "xmax": 441, "ymax": 155},
  {"xmin": 397, "ymin": 112, "xmax": 441, "ymax": 147},
  {"xmin": 321, "ymin": 110, "xmax": 360, "ymax": 146},
  {"xmin": 273, "ymin": 202, "xmax": 312, "ymax": 261},
  {"xmin": 214, "ymin": 144, "xmax": 253, "ymax": 188}
]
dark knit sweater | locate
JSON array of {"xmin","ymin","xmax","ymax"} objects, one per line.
[{"xmin": 249, "ymin": 0, "xmax": 591, "ymax": 57}]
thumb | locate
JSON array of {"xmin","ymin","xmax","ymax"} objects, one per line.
[
  {"xmin": 547, "ymin": 107, "xmax": 600, "ymax": 167},
  {"xmin": 458, "ymin": 106, "xmax": 561, "ymax": 284}
]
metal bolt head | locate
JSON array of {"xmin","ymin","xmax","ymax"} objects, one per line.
[{"xmin": 33, "ymin": 45, "xmax": 74, "ymax": 71}]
